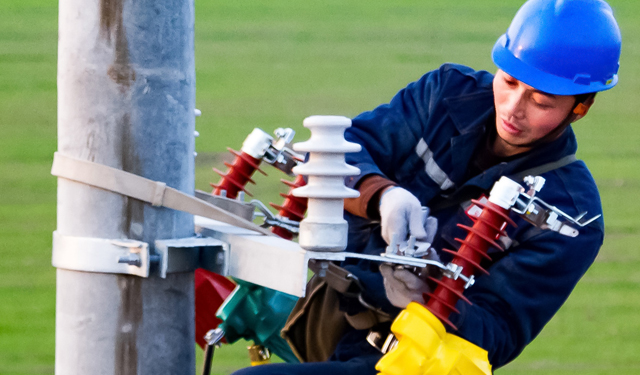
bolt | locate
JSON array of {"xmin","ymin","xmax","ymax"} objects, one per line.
[
  {"xmin": 464, "ymin": 275, "xmax": 476, "ymax": 289},
  {"xmin": 118, "ymin": 254, "xmax": 141, "ymax": 267},
  {"xmin": 204, "ymin": 327, "xmax": 225, "ymax": 347},
  {"xmin": 149, "ymin": 254, "xmax": 161, "ymax": 265},
  {"xmin": 318, "ymin": 261, "xmax": 329, "ymax": 278}
]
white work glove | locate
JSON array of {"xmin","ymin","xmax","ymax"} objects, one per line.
[
  {"xmin": 379, "ymin": 187, "xmax": 437, "ymax": 245},
  {"xmin": 380, "ymin": 263, "xmax": 432, "ymax": 309}
]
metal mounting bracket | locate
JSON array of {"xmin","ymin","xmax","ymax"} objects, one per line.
[
  {"xmin": 52, "ymin": 231, "xmax": 151, "ymax": 277},
  {"xmin": 53, "ymin": 232, "xmax": 229, "ymax": 279},
  {"xmin": 195, "ymin": 216, "xmax": 343, "ymax": 297},
  {"xmin": 155, "ymin": 237, "xmax": 228, "ymax": 278}
]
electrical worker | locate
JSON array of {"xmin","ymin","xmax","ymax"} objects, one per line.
[{"xmin": 233, "ymin": 0, "xmax": 621, "ymax": 374}]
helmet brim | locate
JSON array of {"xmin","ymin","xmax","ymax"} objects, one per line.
[{"xmin": 492, "ymin": 35, "xmax": 617, "ymax": 96}]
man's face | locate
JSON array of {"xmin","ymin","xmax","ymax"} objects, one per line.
[{"xmin": 492, "ymin": 70, "xmax": 578, "ymax": 156}]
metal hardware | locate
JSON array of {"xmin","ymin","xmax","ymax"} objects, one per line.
[
  {"xmin": 201, "ymin": 328, "xmax": 225, "ymax": 375},
  {"xmin": 52, "ymin": 231, "xmax": 151, "ymax": 277},
  {"xmin": 512, "ymin": 175, "xmax": 600, "ymax": 235},
  {"xmin": 53, "ymin": 231, "xmax": 229, "ymax": 279},
  {"xmin": 382, "ymin": 233, "xmax": 480, "ymax": 288},
  {"xmin": 196, "ymin": 216, "xmax": 344, "ymax": 297},
  {"xmin": 262, "ymin": 128, "xmax": 304, "ymax": 176},
  {"xmin": 445, "ymin": 263, "xmax": 463, "ymax": 280},
  {"xmin": 274, "ymin": 127, "xmax": 295, "ymax": 146},
  {"xmin": 441, "ymin": 263, "xmax": 476, "ymax": 289},
  {"xmin": 204, "ymin": 327, "xmax": 225, "ymax": 347},
  {"xmin": 195, "ymin": 216, "xmax": 476, "ymax": 296},
  {"xmin": 523, "ymin": 175, "xmax": 545, "ymax": 196},
  {"xmin": 247, "ymin": 344, "xmax": 271, "ymax": 364},
  {"xmin": 195, "ymin": 189, "xmax": 254, "ymax": 221},
  {"xmin": 236, "ymin": 191, "xmax": 245, "ymax": 202},
  {"xmin": 155, "ymin": 237, "xmax": 228, "ymax": 278},
  {"xmin": 367, "ymin": 331, "xmax": 399, "ymax": 354},
  {"xmin": 464, "ymin": 275, "xmax": 476, "ymax": 289},
  {"xmin": 385, "ymin": 234, "xmax": 432, "ymax": 258},
  {"xmin": 236, "ymin": 127, "xmax": 304, "ymax": 176},
  {"xmin": 317, "ymin": 261, "xmax": 330, "ymax": 278},
  {"xmin": 250, "ymin": 199, "xmax": 300, "ymax": 234},
  {"xmin": 118, "ymin": 254, "xmax": 142, "ymax": 267},
  {"xmin": 381, "ymin": 333, "xmax": 399, "ymax": 354}
]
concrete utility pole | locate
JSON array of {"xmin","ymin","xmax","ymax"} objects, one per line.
[{"xmin": 56, "ymin": 0, "xmax": 195, "ymax": 373}]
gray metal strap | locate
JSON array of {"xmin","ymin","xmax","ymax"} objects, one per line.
[
  {"xmin": 512, "ymin": 154, "xmax": 577, "ymax": 180},
  {"xmin": 51, "ymin": 152, "xmax": 274, "ymax": 237}
]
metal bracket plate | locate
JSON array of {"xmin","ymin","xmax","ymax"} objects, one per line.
[
  {"xmin": 195, "ymin": 216, "xmax": 343, "ymax": 297},
  {"xmin": 194, "ymin": 190, "xmax": 254, "ymax": 221},
  {"xmin": 53, "ymin": 232, "xmax": 229, "ymax": 279},
  {"xmin": 155, "ymin": 237, "xmax": 228, "ymax": 278},
  {"xmin": 52, "ymin": 231, "xmax": 150, "ymax": 277},
  {"xmin": 194, "ymin": 216, "xmax": 453, "ymax": 297}
]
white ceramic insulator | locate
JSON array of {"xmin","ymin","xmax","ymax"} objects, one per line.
[
  {"xmin": 292, "ymin": 115, "xmax": 361, "ymax": 251},
  {"xmin": 489, "ymin": 176, "xmax": 525, "ymax": 210}
]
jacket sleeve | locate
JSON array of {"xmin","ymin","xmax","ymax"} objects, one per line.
[
  {"xmin": 450, "ymin": 220, "xmax": 604, "ymax": 368},
  {"xmin": 344, "ymin": 65, "xmax": 448, "ymax": 189},
  {"xmin": 344, "ymin": 174, "xmax": 397, "ymax": 219}
]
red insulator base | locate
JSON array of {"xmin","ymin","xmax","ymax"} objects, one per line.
[
  {"xmin": 195, "ymin": 269, "xmax": 236, "ymax": 349},
  {"xmin": 425, "ymin": 199, "xmax": 517, "ymax": 330},
  {"xmin": 269, "ymin": 175, "xmax": 307, "ymax": 239},
  {"xmin": 210, "ymin": 148, "xmax": 267, "ymax": 199}
]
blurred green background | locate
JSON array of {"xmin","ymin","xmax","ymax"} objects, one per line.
[{"xmin": 1, "ymin": 0, "xmax": 639, "ymax": 374}]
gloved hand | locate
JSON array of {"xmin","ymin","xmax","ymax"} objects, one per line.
[
  {"xmin": 379, "ymin": 187, "xmax": 437, "ymax": 245},
  {"xmin": 380, "ymin": 264, "xmax": 431, "ymax": 309}
]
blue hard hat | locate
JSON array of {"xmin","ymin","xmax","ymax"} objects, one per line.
[{"xmin": 492, "ymin": 0, "xmax": 622, "ymax": 95}]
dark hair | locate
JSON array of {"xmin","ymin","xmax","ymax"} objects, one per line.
[{"xmin": 575, "ymin": 92, "xmax": 596, "ymax": 105}]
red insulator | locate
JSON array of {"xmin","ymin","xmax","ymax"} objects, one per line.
[
  {"xmin": 269, "ymin": 175, "xmax": 308, "ymax": 239},
  {"xmin": 425, "ymin": 199, "xmax": 517, "ymax": 330},
  {"xmin": 210, "ymin": 148, "xmax": 267, "ymax": 199},
  {"xmin": 194, "ymin": 269, "xmax": 236, "ymax": 349}
]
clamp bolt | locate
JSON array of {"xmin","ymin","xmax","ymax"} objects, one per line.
[
  {"xmin": 118, "ymin": 254, "xmax": 142, "ymax": 267},
  {"xmin": 464, "ymin": 275, "xmax": 476, "ymax": 289}
]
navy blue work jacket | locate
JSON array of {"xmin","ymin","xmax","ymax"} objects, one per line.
[{"xmin": 340, "ymin": 64, "xmax": 605, "ymax": 368}]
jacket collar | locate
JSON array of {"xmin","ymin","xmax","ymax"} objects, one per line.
[
  {"xmin": 443, "ymin": 90, "xmax": 495, "ymax": 184},
  {"xmin": 443, "ymin": 90, "xmax": 496, "ymax": 135}
]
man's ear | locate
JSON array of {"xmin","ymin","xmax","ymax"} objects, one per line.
[{"xmin": 573, "ymin": 96, "xmax": 596, "ymax": 121}]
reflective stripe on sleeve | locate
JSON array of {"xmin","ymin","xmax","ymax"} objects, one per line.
[{"xmin": 415, "ymin": 138, "xmax": 455, "ymax": 190}]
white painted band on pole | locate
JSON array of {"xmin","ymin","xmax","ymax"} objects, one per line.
[{"xmin": 52, "ymin": 231, "xmax": 151, "ymax": 278}]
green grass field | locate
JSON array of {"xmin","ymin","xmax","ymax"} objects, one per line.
[{"xmin": 1, "ymin": 0, "xmax": 639, "ymax": 374}]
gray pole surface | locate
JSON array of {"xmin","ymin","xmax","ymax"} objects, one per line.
[{"xmin": 56, "ymin": 0, "xmax": 195, "ymax": 373}]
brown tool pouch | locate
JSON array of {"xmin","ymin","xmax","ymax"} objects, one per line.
[{"xmin": 281, "ymin": 261, "xmax": 391, "ymax": 363}]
